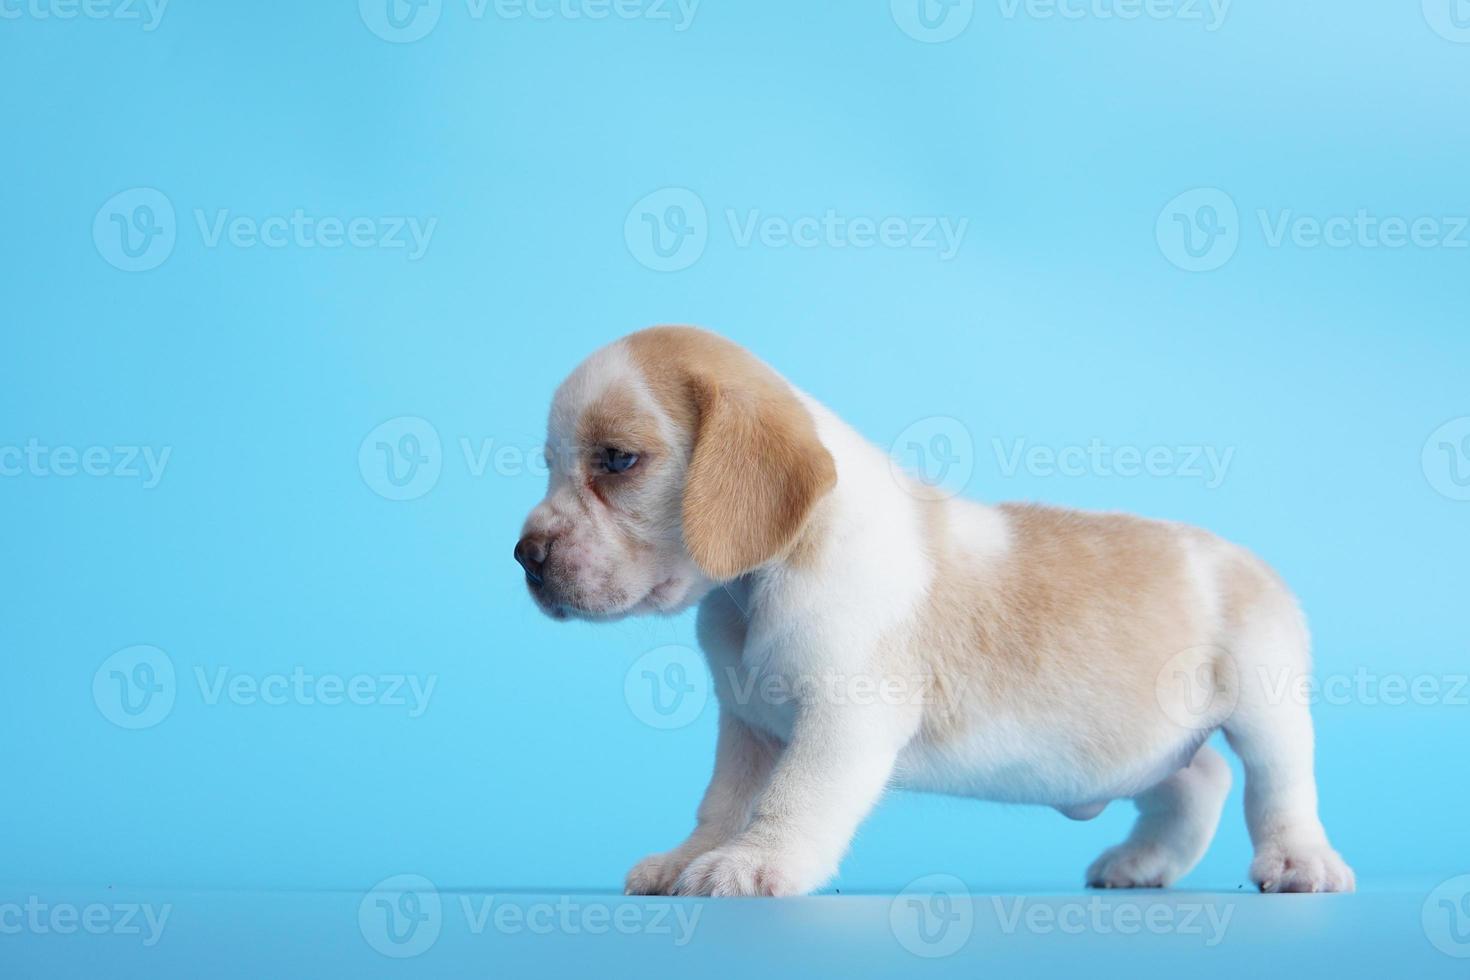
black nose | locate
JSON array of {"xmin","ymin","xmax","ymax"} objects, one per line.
[{"xmin": 514, "ymin": 534, "xmax": 548, "ymax": 587}]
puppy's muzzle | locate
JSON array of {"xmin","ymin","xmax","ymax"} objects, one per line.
[{"xmin": 514, "ymin": 533, "xmax": 548, "ymax": 588}]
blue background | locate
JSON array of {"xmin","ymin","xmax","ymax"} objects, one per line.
[{"xmin": 2, "ymin": 0, "xmax": 1468, "ymax": 975}]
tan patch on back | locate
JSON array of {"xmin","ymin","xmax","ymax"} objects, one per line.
[{"xmin": 912, "ymin": 502, "xmax": 1213, "ymax": 772}]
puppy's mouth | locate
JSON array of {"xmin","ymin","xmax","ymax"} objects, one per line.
[{"xmin": 529, "ymin": 575, "xmax": 688, "ymax": 623}]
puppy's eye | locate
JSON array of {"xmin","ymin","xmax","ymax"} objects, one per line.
[{"xmin": 598, "ymin": 447, "xmax": 640, "ymax": 474}]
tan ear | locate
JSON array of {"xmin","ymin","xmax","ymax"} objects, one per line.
[{"xmin": 682, "ymin": 377, "xmax": 837, "ymax": 580}]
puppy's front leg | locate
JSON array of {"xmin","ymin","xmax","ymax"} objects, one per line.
[
  {"xmin": 672, "ymin": 703, "xmax": 909, "ymax": 897},
  {"xmin": 624, "ymin": 711, "xmax": 779, "ymax": 895}
]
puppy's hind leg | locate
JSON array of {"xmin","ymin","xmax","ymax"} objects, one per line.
[
  {"xmin": 1086, "ymin": 744, "xmax": 1231, "ymax": 889},
  {"xmin": 1223, "ymin": 691, "xmax": 1355, "ymax": 893},
  {"xmin": 1222, "ymin": 596, "xmax": 1355, "ymax": 893}
]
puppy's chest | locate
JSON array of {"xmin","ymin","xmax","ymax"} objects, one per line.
[
  {"xmin": 705, "ymin": 624, "xmax": 925, "ymax": 744},
  {"xmin": 708, "ymin": 645, "xmax": 803, "ymax": 741}
]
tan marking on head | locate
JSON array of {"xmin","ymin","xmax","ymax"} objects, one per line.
[
  {"xmin": 623, "ymin": 326, "xmax": 837, "ymax": 580},
  {"xmin": 576, "ymin": 385, "xmax": 668, "ymax": 463}
]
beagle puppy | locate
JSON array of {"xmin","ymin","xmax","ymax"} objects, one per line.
[{"xmin": 515, "ymin": 326, "xmax": 1354, "ymax": 897}]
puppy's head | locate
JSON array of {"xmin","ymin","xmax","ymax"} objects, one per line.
[{"xmin": 515, "ymin": 326, "xmax": 836, "ymax": 622}]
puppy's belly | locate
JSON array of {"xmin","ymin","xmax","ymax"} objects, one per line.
[{"xmin": 891, "ymin": 717, "xmax": 1209, "ymax": 808}]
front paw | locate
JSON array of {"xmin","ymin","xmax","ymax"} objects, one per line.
[
  {"xmin": 671, "ymin": 845, "xmax": 824, "ymax": 897},
  {"xmin": 1087, "ymin": 841, "xmax": 1187, "ymax": 889},
  {"xmin": 625, "ymin": 849, "xmax": 700, "ymax": 896},
  {"xmin": 1251, "ymin": 840, "xmax": 1356, "ymax": 894}
]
